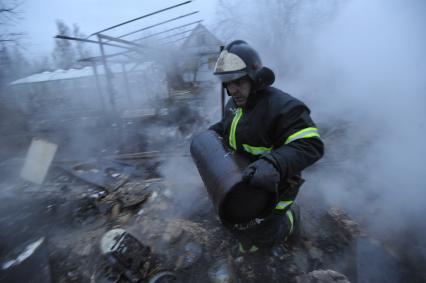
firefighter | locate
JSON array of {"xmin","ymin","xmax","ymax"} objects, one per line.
[{"xmin": 210, "ymin": 40, "xmax": 324, "ymax": 253}]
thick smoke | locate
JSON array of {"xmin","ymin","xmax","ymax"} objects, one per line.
[
  {"xmin": 286, "ymin": 0, "xmax": 426, "ymax": 240},
  {"xmin": 158, "ymin": 155, "xmax": 208, "ymax": 217},
  {"xmin": 213, "ymin": 0, "xmax": 426, "ymax": 265}
]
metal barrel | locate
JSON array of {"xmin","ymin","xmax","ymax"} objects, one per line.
[{"xmin": 190, "ymin": 130, "xmax": 275, "ymax": 225}]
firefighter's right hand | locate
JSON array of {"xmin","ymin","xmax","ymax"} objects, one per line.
[{"xmin": 242, "ymin": 158, "xmax": 280, "ymax": 193}]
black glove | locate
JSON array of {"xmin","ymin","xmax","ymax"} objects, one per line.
[{"xmin": 242, "ymin": 158, "xmax": 280, "ymax": 193}]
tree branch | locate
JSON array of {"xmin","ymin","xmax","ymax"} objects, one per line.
[{"xmin": 0, "ymin": 8, "xmax": 13, "ymax": 12}]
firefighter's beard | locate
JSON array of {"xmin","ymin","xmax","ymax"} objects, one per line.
[
  {"xmin": 231, "ymin": 89, "xmax": 251, "ymax": 107},
  {"xmin": 232, "ymin": 95, "xmax": 248, "ymax": 107}
]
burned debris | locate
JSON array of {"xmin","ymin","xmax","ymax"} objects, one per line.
[{"xmin": 1, "ymin": 137, "xmax": 390, "ymax": 283}]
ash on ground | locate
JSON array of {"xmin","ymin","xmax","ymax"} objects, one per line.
[{"xmin": 0, "ymin": 100, "xmax": 420, "ymax": 283}]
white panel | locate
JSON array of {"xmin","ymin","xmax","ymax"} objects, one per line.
[{"xmin": 20, "ymin": 138, "xmax": 58, "ymax": 184}]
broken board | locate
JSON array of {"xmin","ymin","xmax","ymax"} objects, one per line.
[{"xmin": 20, "ymin": 138, "xmax": 58, "ymax": 184}]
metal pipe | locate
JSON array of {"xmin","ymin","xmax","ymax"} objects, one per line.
[
  {"xmin": 190, "ymin": 130, "xmax": 276, "ymax": 225},
  {"xmin": 91, "ymin": 61, "xmax": 106, "ymax": 111},
  {"xmin": 78, "ymin": 50, "xmax": 135, "ymax": 63},
  {"xmin": 97, "ymin": 34, "xmax": 144, "ymax": 48},
  {"xmin": 121, "ymin": 63, "xmax": 133, "ymax": 105},
  {"xmin": 89, "ymin": 1, "xmax": 193, "ymax": 36},
  {"xmin": 133, "ymin": 20, "xmax": 203, "ymax": 42},
  {"xmin": 97, "ymin": 34, "xmax": 116, "ymax": 111},
  {"xmin": 54, "ymin": 35, "xmax": 130, "ymax": 49},
  {"xmin": 116, "ymin": 11, "xmax": 199, "ymax": 39}
]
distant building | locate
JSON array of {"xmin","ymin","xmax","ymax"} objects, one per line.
[
  {"xmin": 9, "ymin": 62, "xmax": 167, "ymax": 121},
  {"xmin": 179, "ymin": 24, "xmax": 222, "ymax": 83},
  {"xmin": 7, "ymin": 24, "xmax": 223, "ymax": 130}
]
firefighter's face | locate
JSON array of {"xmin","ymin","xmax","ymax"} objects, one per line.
[{"xmin": 226, "ymin": 76, "xmax": 251, "ymax": 107}]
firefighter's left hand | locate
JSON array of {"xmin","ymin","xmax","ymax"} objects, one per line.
[{"xmin": 242, "ymin": 158, "xmax": 280, "ymax": 193}]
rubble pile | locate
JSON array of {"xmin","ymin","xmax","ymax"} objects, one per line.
[
  {"xmin": 1, "ymin": 151, "xmax": 367, "ymax": 283},
  {"xmin": 295, "ymin": 270, "xmax": 350, "ymax": 283},
  {"xmin": 0, "ymin": 108, "xmax": 417, "ymax": 283},
  {"xmin": 1, "ymin": 163, "xmax": 372, "ymax": 283}
]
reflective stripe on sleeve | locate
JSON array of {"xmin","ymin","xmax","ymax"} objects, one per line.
[
  {"xmin": 229, "ymin": 108, "xmax": 243, "ymax": 150},
  {"xmin": 285, "ymin": 127, "xmax": 320, "ymax": 144},
  {"xmin": 275, "ymin": 200, "xmax": 294, "ymax": 210},
  {"xmin": 242, "ymin": 144, "xmax": 272, "ymax": 155}
]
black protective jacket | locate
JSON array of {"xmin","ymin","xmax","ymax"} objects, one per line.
[{"xmin": 209, "ymin": 86, "xmax": 324, "ymax": 185}]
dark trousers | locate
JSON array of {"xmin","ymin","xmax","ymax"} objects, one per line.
[{"xmin": 227, "ymin": 175, "xmax": 304, "ymax": 249}]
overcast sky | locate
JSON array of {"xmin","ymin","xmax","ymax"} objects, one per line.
[{"xmin": 13, "ymin": 0, "xmax": 217, "ymax": 59}]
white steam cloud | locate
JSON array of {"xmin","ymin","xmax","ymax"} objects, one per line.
[
  {"xmin": 212, "ymin": 0, "xmax": 426, "ymax": 256},
  {"xmin": 290, "ymin": 0, "xmax": 426, "ymax": 236}
]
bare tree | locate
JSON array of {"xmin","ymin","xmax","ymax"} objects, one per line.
[
  {"xmin": 0, "ymin": 0, "xmax": 23, "ymax": 43},
  {"xmin": 213, "ymin": 0, "xmax": 252, "ymax": 42},
  {"xmin": 73, "ymin": 23, "xmax": 92, "ymax": 62},
  {"xmin": 213, "ymin": 0, "xmax": 341, "ymax": 74},
  {"xmin": 0, "ymin": 0, "xmax": 25, "ymax": 87},
  {"xmin": 0, "ymin": 43, "xmax": 31, "ymax": 86},
  {"xmin": 52, "ymin": 20, "xmax": 76, "ymax": 69}
]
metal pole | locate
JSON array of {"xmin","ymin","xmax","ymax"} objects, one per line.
[
  {"xmin": 79, "ymin": 50, "xmax": 135, "ymax": 63},
  {"xmin": 97, "ymin": 34, "xmax": 144, "ymax": 48},
  {"xmin": 89, "ymin": 1, "xmax": 193, "ymax": 36},
  {"xmin": 55, "ymin": 35, "xmax": 130, "ymax": 50},
  {"xmin": 133, "ymin": 20, "xmax": 203, "ymax": 42},
  {"xmin": 121, "ymin": 63, "xmax": 133, "ymax": 106},
  {"xmin": 116, "ymin": 11, "xmax": 199, "ymax": 39},
  {"xmin": 91, "ymin": 61, "xmax": 106, "ymax": 111},
  {"xmin": 97, "ymin": 34, "xmax": 116, "ymax": 112}
]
